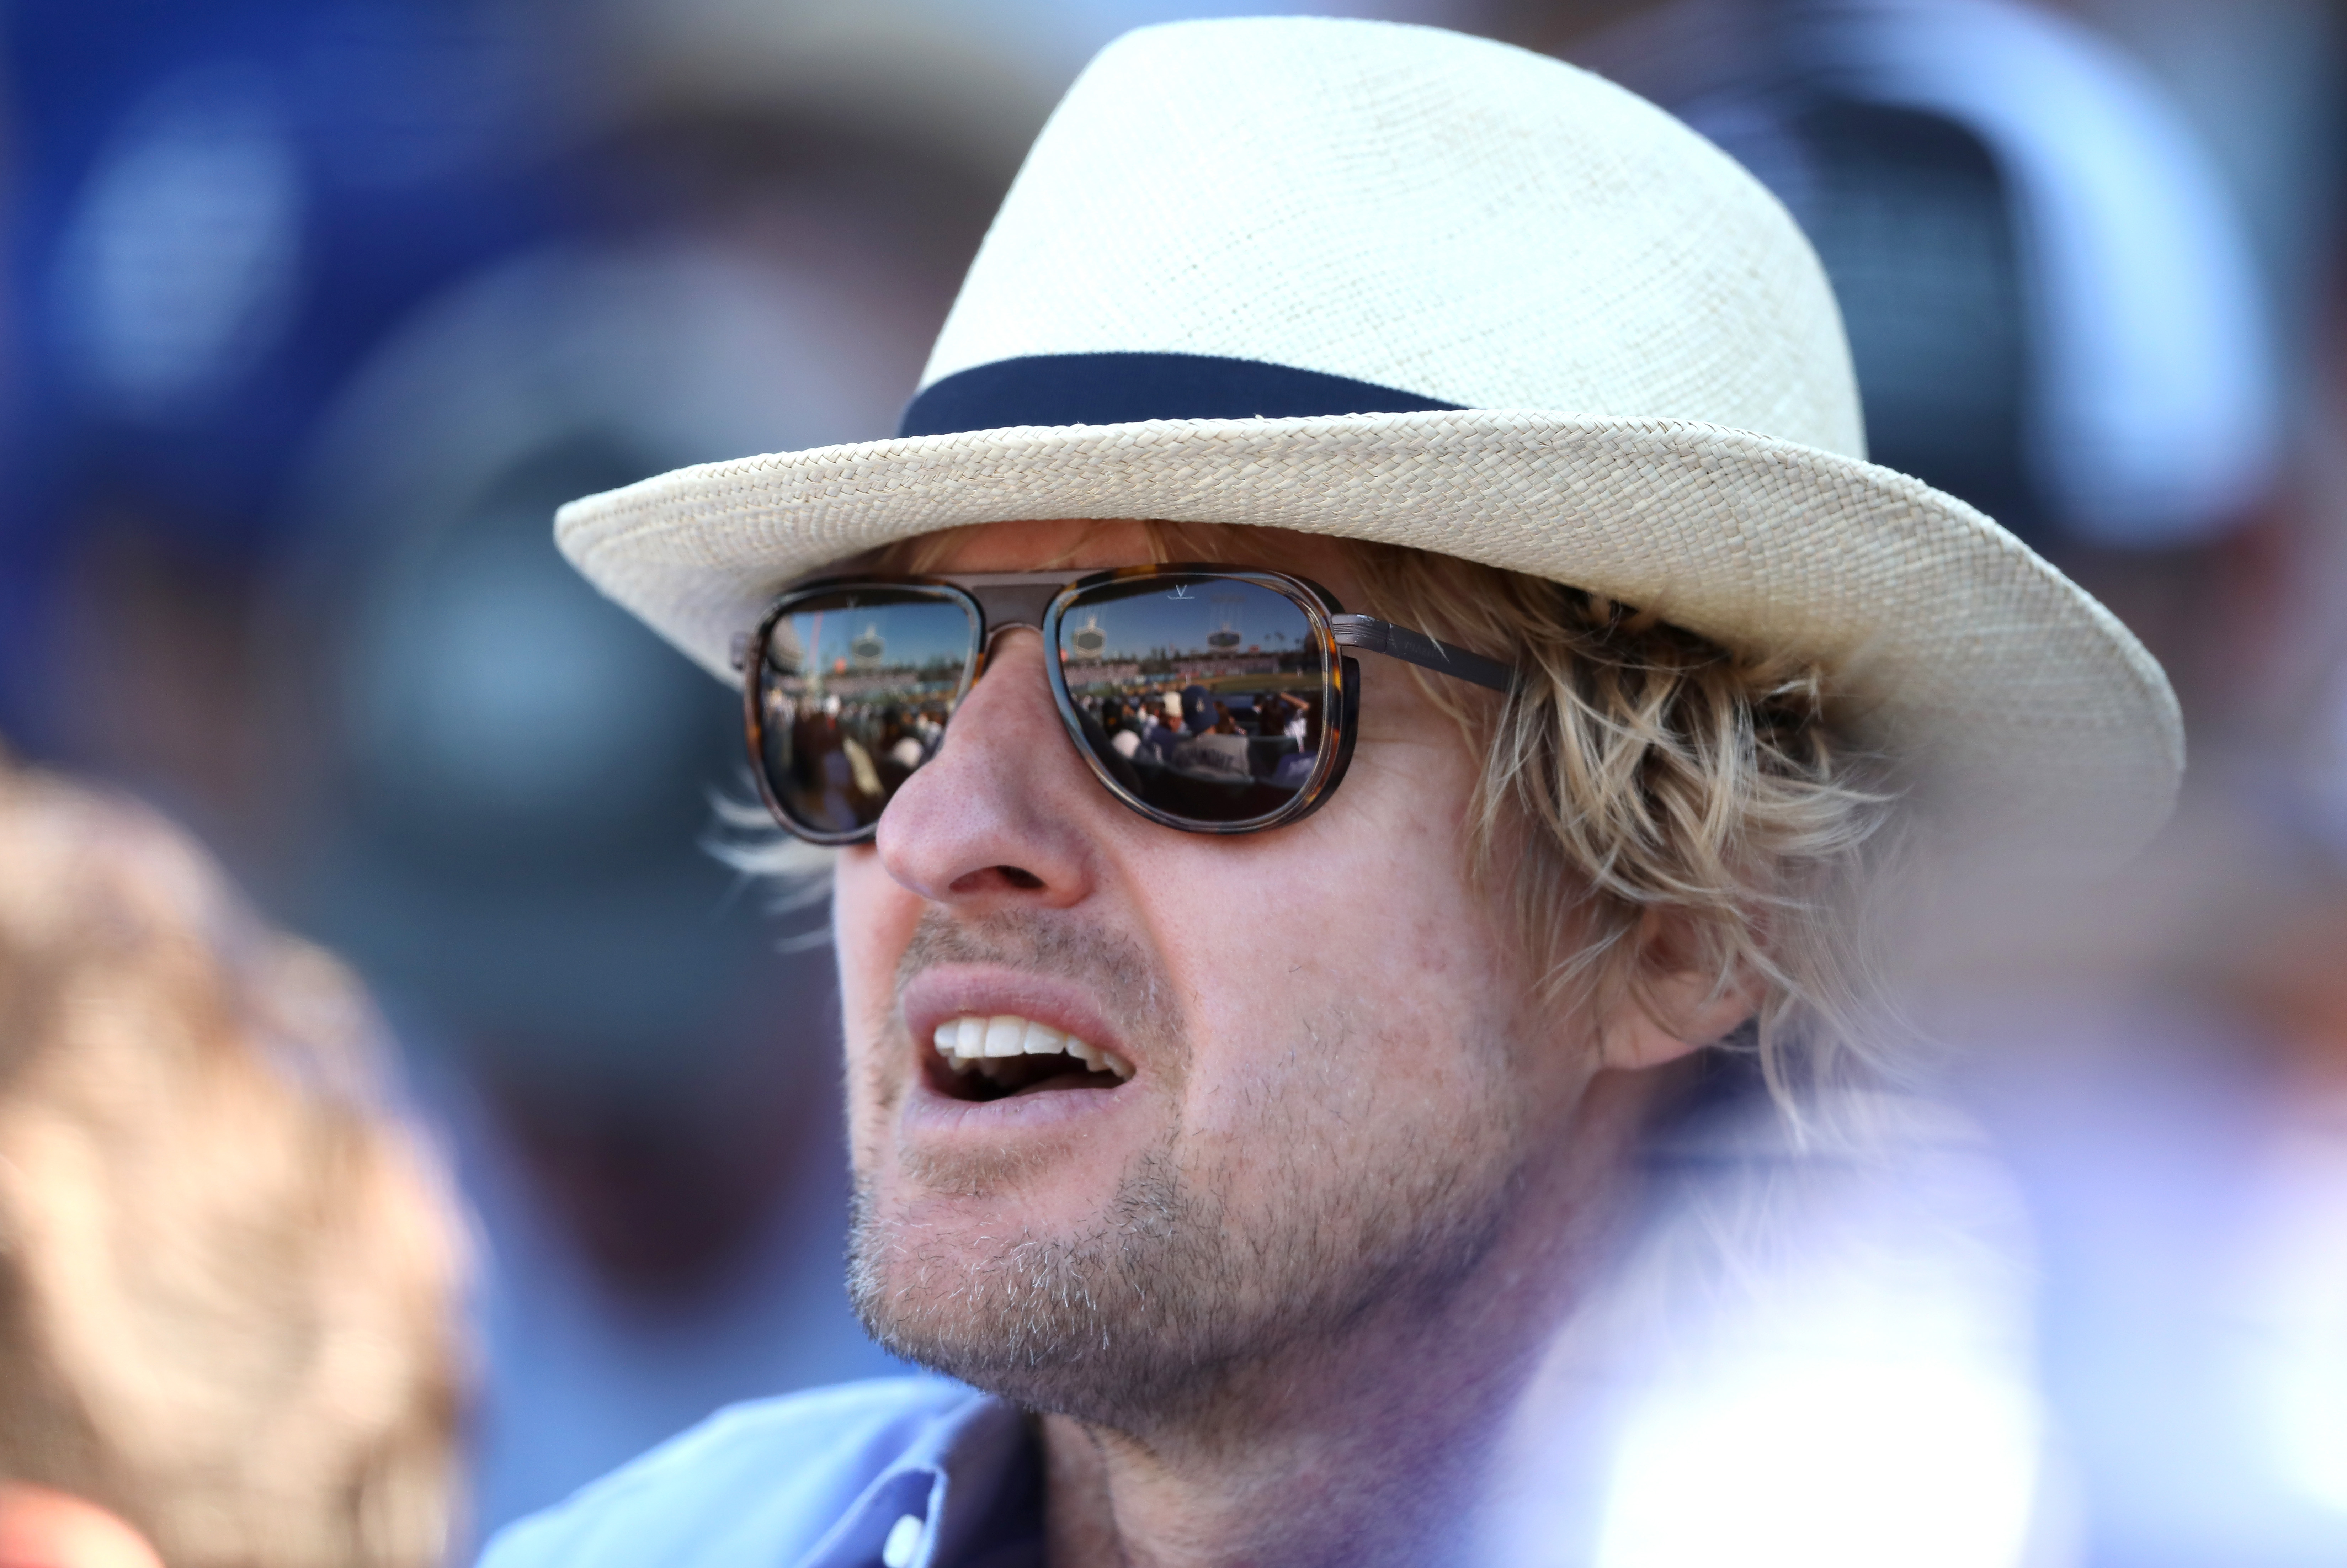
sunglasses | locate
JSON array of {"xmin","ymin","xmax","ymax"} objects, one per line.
[{"xmin": 732, "ymin": 563, "xmax": 1515, "ymax": 843}]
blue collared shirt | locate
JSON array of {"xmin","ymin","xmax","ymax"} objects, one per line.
[{"xmin": 475, "ymin": 1378, "xmax": 1041, "ymax": 1568}]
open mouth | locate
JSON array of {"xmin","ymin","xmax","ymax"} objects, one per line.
[{"xmin": 929, "ymin": 1014, "xmax": 1134, "ymax": 1103}]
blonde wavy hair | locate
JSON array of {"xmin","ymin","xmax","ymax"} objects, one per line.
[
  {"xmin": 725, "ymin": 521, "xmax": 1901, "ymax": 1099},
  {"xmin": 1345, "ymin": 542, "xmax": 1899, "ymax": 1101},
  {"xmin": 0, "ymin": 758, "xmax": 469, "ymax": 1568}
]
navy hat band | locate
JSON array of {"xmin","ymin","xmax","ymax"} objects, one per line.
[{"xmin": 898, "ymin": 351, "xmax": 1462, "ymax": 438}]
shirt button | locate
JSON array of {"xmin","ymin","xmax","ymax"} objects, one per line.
[{"xmin": 881, "ymin": 1512, "xmax": 925, "ymax": 1568}]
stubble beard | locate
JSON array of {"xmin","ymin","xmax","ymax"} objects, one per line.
[
  {"xmin": 848, "ymin": 1140, "xmax": 1249, "ymax": 1425},
  {"xmin": 846, "ymin": 911, "xmax": 1523, "ymax": 1435}
]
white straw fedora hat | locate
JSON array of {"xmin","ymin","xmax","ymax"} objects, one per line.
[{"xmin": 555, "ymin": 15, "xmax": 2182, "ymax": 860}]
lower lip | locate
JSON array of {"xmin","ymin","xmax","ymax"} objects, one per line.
[{"xmin": 901, "ymin": 1072, "xmax": 1131, "ymax": 1138}]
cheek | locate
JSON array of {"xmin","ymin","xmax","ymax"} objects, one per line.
[
  {"xmin": 1162, "ymin": 765, "xmax": 1523, "ymax": 1149},
  {"xmin": 832, "ymin": 849, "xmax": 922, "ymax": 1123}
]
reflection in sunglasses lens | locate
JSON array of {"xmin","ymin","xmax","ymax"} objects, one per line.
[
  {"xmin": 1058, "ymin": 576, "xmax": 1327, "ymax": 826},
  {"xmin": 756, "ymin": 592, "xmax": 975, "ymax": 835}
]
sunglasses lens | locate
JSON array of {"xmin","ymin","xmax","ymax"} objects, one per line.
[
  {"xmin": 1058, "ymin": 575, "xmax": 1330, "ymax": 828},
  {"xmin": 752, "ymin": 590, "xmax": 976, "ymax": 838}
]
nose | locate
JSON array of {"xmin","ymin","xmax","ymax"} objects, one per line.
[{"xmin": 873, "ymin": 629, "xmax": 1100, "ymax": 908}]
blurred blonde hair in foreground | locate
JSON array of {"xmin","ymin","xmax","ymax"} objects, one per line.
[{"xmin": 0, "ymin": 750, "xmax": 469, "ymax": 1568}]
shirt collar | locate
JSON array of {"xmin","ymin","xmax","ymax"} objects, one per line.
[{"xmin": 799, "ymin": 1388, "xmax": 1041, "ymax": 1568}]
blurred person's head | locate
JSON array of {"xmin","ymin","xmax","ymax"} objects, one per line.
[
  {"xmin": 540, "ymin": 17, "xmax": 2183, "ymax": 1560},
  {"xmin": 1178, "ymin": 683, "xmax": 1210, "ymax": 734},
  {"xmin": 0, "ymin": 753, "xmax": 467, "ymax": 1568}
]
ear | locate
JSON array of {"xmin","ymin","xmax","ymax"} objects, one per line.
[
  {"xmin": 1598, "ymin": 908, "xmax": 1763, "ymax": 1073},
  {"xmin": 0, "ymin": 1484, "xmax": 163, "ymax": 1568}
]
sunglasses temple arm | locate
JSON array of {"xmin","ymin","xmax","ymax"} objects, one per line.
[{"xmin": 1329, "ymin": 615, "xmax": 1517, "ymax": 694}]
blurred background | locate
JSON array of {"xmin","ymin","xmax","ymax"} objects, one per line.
[{"xmin": 1, "ymin": 1, "xmax": 2344, "ymax": 1563}]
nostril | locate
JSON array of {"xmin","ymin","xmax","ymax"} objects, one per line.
[{"xmin": 946, "ymin": 865, "xmax": 1047, "ymax": 895}]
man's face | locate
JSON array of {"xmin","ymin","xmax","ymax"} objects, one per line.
[{"xmin": 834, "ymin": 520, "xmax": 1601, "ymax": 1427}]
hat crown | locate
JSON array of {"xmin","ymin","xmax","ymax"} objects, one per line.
[{"xmin": 919, "ymin": 16, "xmax": 1865, "ymax": 458}]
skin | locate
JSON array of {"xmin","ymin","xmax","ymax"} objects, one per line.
[
  {"xmin": 0, "ymin": 1486, "xmax": 160, "ymax": 1568},
  {"xmin": 834, "ymin": 518, "xmax": 1755, "ymax": 1568}
]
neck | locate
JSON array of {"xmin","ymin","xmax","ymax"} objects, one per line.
[{"xmin": 1039, "ymin": 1068, "xmax": 1660, "ymax": 1568}]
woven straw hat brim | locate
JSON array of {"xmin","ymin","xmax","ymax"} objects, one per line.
[{"xmin": 555, "ymin": 408, "xmax": 2182, "ymax": 864}]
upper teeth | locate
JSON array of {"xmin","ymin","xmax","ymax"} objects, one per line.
[{"xmin": 931, "ymin": 1014, "xmax": 1134, "ymax": 1082}]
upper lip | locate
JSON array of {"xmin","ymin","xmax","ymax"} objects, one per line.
[{"xmin": 899, "ymin": 965, "xmax": 1142, "ymax": 1075}]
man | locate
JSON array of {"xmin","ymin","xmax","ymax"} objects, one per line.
[{"xmin": 483, "ymin": 17, "xmax": 2179, "ymax": 1568}]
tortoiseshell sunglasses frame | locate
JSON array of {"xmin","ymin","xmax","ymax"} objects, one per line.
[{"xmin": 733, "ymin": 562, "xmax": 1515, "ymax": 844}]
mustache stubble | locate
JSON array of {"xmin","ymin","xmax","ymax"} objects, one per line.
[{"xmin": 891, "ymin": 906, "xmax": 1183, "ymax": 1068}]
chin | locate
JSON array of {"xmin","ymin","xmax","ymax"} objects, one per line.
[{"xmin": 843, "ymin": 1158, "xmax": 1242, "ymax": 1426}]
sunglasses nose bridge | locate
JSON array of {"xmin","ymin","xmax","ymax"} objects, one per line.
[{"xmin": 966, "ymin": 579, "xmax": 1068, "ymax": 634}]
